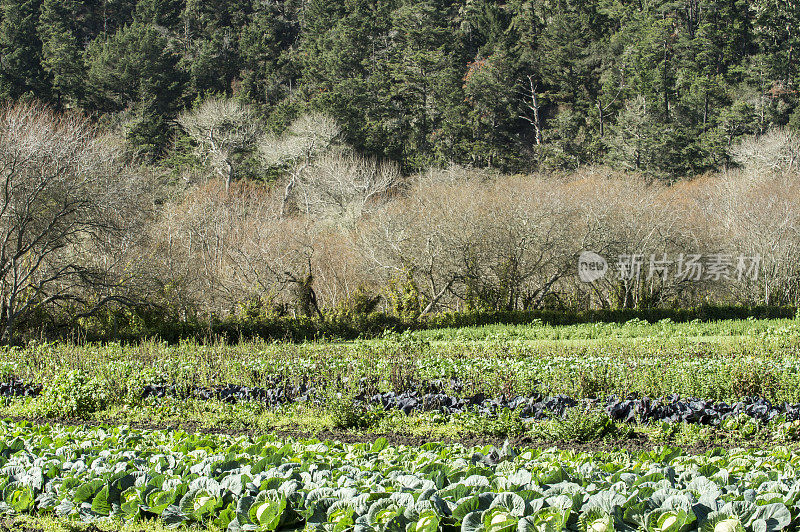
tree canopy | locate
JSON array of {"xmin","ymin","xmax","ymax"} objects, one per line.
[{"xmin": 6, "ymin": 0, "xmax": 800, "ymax": 177}]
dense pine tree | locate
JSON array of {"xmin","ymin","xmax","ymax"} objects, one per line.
[
  {"xmin": 38, "ymin": 0, "xmax": 85, "ymax": 106},
  {"xmin": 0, "ymin": 0, "xmax": 798, "ymax": 176},
  {"xmin": 0, "ymin": 0, "xmax": 48, "ymax": 100}
]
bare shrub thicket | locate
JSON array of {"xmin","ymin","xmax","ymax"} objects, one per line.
[
  {"xmin": 561, "ymin": 169, "xmax": 700, "ymax": 309},
  {"xmin": 146, "ymin": 125, "xmax": 800, "ymax": 316},
  {"xmin": 147, "ymin": 128, "xmax": 800, "ymax": 317},
  {"xmin": 7, "ymin": 102, "xmax": 800, "ymax": 341},
  {"xmin": 359, "ymin": 168, "xmax": 709, "ymax": 312},
  {"xmin": 149, "ymin": 181, "xmax": 374, "ymax": 318},
  {"xmin": 701, "ymin": 172, "xmax": 800, "ymax": 306},
  {"xmin": 361, "ymin": 172, "xmax": 579, "ymax": 312}
]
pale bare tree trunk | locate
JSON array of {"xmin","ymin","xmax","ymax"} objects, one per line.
[
  {"xmin": 224, "ymin": 160, "xmax": 233, "ymax": 194},
  {"xmin": 421, "ymin": 278, "xmax": 455, "ymax": 315},
  {"xmin": 280, "ymin": 176, "xmax": 295, "ymax": 219},
  {"xmin": 521, "ymin": 76, "xmax": 543, "ymax": 146}
]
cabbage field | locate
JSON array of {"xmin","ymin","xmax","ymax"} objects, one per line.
[
  {"xmin": 1, "ymin": 318, "xmax": 800, "ymax": 530},
  {"xmin": 1, "ymin": 421, "xmax": 799, "ymax": 531}
]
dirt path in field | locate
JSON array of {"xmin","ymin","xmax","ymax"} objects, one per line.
[{"xmin": 6, "ymin": 415, "xmax": 770, "ymax": 455}]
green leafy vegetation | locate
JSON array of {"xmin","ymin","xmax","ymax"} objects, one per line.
[
  {"xmin": 2, "ymin": 319, "xmax": 800, "ymax": 449},
  {"xmin": 36, "ymin": 369, "xmax": 109, "ymax": 418},
  {"xmin": 1, "ymin": 318, "xmax": 799, "ymax": 531},
  {"xmin": 7, "ymin": 318, "xmax": 800, "ymax": 406},
  {"xmin": 0, "ymin": 421, "xmax": 798, "ymax": 531}
]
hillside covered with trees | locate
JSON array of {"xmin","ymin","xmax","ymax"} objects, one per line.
[
  {"xmin": 2, "ymin": 0, "xmax": 799, "ymax": 177},
  {"xmin": 2, "ymin": 0, "xmax": 800, "ymax": 343}
]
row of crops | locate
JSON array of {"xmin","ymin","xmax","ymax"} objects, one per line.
[
  {"xmin": 2, "ymin": 373, "xmax": 799, "ymax": 427},
  {"xmin": 6, "ymin": 332, "xmax": 800, "ymax": 403},
  {"xmin": 2, "ymin": 320, "xmax": 800, "ymax": 529},
  {"xmin": 0, "ymin": 328, "xmax": 797, "ymax": 448},
  {"xmin": 0, "ymin": 421, "xmax": 797, "ymax": 531}
]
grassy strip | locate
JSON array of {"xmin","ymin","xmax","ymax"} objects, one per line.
[
  {"xmin": 412, "ymin": 316, "xmax": 800, "ymax": 342},
  {"xmin": 75, "ymin": 305, "xmax": 798, "ymax": 344},
  {"xmin": 2, "ymin": 515, "xmax": 218, "ymax": 532}
]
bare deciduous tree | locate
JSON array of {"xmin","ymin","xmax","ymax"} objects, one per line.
[
  {"xmin": 258, "ymin": 112, "xmax": 341, "ymax": 218},
  {"xmin": 731, "ymin": 127, "xmax": 800, "ymax": 176},
  {"xmin": 294, "ymin": 151, "xmax": 401, "ymax": 224},
  {"xmin": 177, "ymin": 97, "xmax": 261, "ymax": 193},
  {"xmin": 0, "ymin": 102, "xmax": 149, "ymax": 342}
]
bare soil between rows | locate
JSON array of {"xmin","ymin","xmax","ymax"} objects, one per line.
[{"xmin": 4, "ymin": 415, "xmax": 774, "ymax": 455}]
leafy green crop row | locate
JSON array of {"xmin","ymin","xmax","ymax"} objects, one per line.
[{"xmin": 1, "ymin": 421, "xmax": 798, "ymax": 531}]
